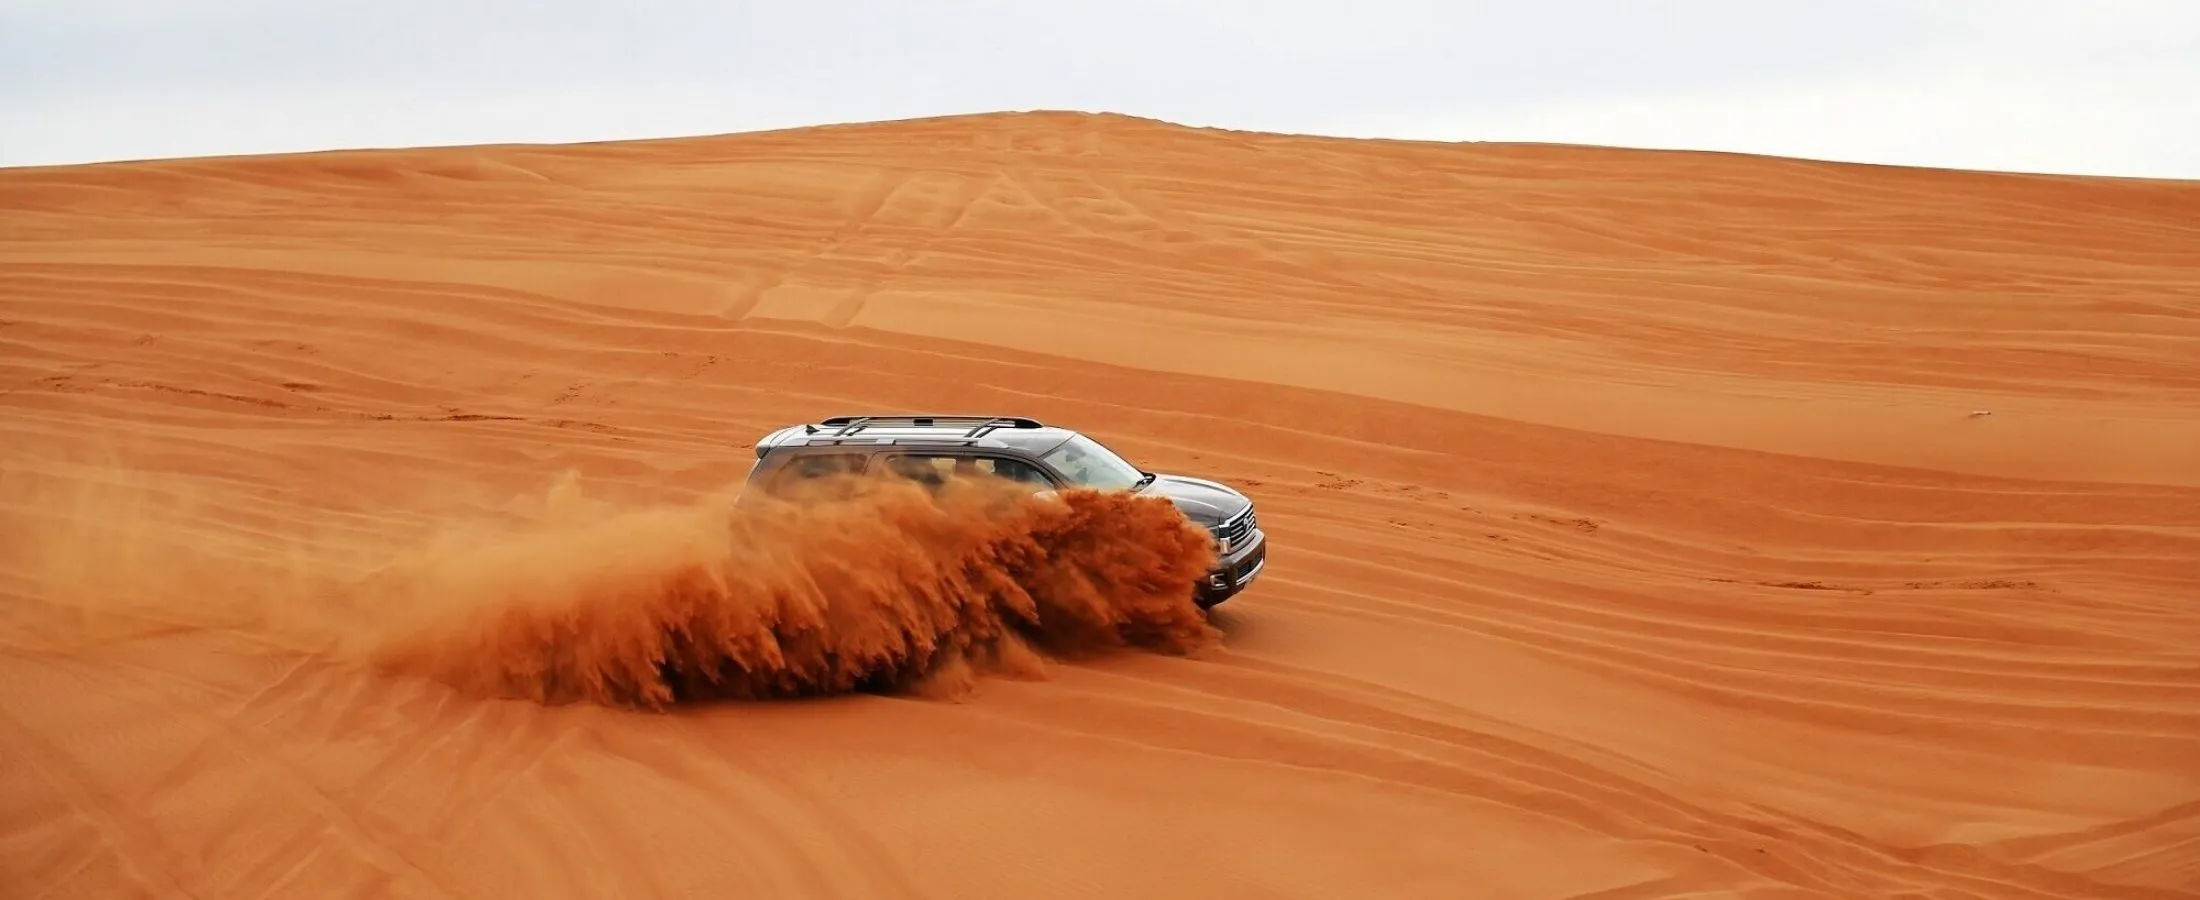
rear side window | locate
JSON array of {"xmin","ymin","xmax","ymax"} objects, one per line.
[{"xmin": 767, "ymin": 452, "xmax": 868, "ymax": 496}]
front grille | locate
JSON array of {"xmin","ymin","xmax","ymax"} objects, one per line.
[{"xmin": 1214, "ymin": 508, "xmax": 1257, "ymax": 547}]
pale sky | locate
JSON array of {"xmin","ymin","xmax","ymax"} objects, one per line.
[{"xmin": 3, "ymin": 0, "xmax": 2195, "ymax": 178}]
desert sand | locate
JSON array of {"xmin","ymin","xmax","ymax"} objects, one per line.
[{"xmin": 2, "ymin": 110, "xmax": 2197, "ymax": 900}]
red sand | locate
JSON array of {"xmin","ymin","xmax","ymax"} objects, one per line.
[{"xmin": 2, "ymin": 111, "xmax": 2196, "ymax": 899}]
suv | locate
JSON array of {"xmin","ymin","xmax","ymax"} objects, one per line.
[{"xmin": 736, "ymin": 414, "xmax": 1267, "ymax": 608}]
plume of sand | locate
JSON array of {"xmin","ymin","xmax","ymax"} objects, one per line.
[
  {"xmin": 353, "ymin": 472, "xmax": 1224, "ymax": 708},
  {"xmin": 0, "ymin": 462, "xmax": 1224, "ymax": 708}
]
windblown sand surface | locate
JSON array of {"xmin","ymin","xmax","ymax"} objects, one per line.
[{"xmin": 3, "ymin": 110, "xmax": 2198, "ymax": 899}]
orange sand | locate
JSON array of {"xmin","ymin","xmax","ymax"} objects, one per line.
[{"xmin": 2, "ymin": 111, "xmax": 2197, "ymax": 900}]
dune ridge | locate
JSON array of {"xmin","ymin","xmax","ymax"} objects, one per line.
[{"xmin": 2, "ymin": 110, "xmax": 2196, "ymax": 900}]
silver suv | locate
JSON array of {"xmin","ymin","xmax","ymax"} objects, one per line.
[{"xmin": 737, "ymin": 414, "xmax": 1267, "ymax": 608}]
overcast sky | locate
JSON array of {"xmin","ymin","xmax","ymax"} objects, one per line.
[{"xmin": 3, "ymin": 0, "xmax": 2195, "ymax": 178}]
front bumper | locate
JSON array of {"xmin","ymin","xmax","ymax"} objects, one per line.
[{"xmin": 1194, "ymin": 528, "xmax": 1266, "ymax": 608}]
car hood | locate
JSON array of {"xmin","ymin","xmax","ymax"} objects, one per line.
[{"xmin": 1136, "ymin": 473, "xmax": 1252, "ymax": 527}]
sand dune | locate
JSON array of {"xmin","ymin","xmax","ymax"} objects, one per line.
[{"xmin": 3, "ymin": 110, "xmax": 2198, "ymax": 899}]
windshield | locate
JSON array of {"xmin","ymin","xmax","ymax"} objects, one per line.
[{"xmin": 1041, "ymin": 434, "xmax": 1148, "ymax": 491}]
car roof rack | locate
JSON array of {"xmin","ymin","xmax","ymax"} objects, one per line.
[{"xmin": 809, "ymin": 414, "xmax": 1046, "ymax": 438}]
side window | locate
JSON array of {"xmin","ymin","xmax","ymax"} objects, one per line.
[
  {"xmin": 879, "ymin": 454, "xmax": 956, "ymax": 489},
  {"xmin": 878, "ymin": 454, "xmax": 1056, "ymax": 492},
  {"xmin": 986, "ymin": 457, "xmax": 1054, "ymax": 488},
  {"xmin": 767, "ymin": 452, "xmax": 868, "ymax": 496}
]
